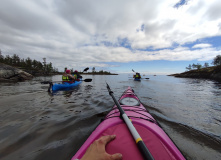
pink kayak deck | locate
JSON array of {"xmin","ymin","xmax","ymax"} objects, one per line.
[{"xmin": 72, "ymin": 87, "xmax": 185, "ymax": 160}]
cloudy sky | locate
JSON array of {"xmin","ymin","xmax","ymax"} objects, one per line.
[{"xmin": 0, "ymin": 0, "xmax": 221, "ymax": 74}]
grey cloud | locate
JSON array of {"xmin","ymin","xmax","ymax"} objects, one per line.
[
  {"xmin": 144, "ymin": 20, "xmax": 176, "ymax": 37},
  {"xmin": 0, "ymin": 1, "xmax": 58, "ymax": 33},
  {"xmin": 186, "ymin": 0, "xmax": 205, "ymax": 15},
  {"xmin": 54, "ymin": 0, "xmax": 159, "ymax": 36},
  {"xmin": 187, "ymin": 0, "xmax": 221, "ymax": 21},
  {"xmin": 204, "ymin": 1, "xmax": 221, "ymax": 21}
]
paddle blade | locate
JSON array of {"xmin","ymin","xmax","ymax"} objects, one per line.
[
  {"xmin": 83, "ymin": 67, "xmax": 89, "ymax": 72},
  {"xmin": 132, "ymin": 69, "xmax": 135, "ymax": 72},
  {"xmin": 41, "ymin": 81, "xmax": 51, "ymax": 84},
  {"xmin": 83, "ymin": 78, "xmax": 92, "ymax": 82}
]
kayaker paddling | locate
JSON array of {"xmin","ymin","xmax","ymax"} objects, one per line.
[
  {"xmin": 41, "ymin": 67, "xmax": 92, "ymax": 91},
  {"xmin": 62, "ymin": 69, "xmax": 76, "ymax": 83},
  {"xmin": 73, "ymin": 70, "xmax": 82, "ymax": 81},
  {"xmin": 132, "ymin": 69, "xmax": 142, "ymax": 81},
  {"xmin": 133, "ymin": 72, "xmax": 141, "ymax": 80}
]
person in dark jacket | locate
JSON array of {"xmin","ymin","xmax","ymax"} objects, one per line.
[{"xmin": 73, "ymin": 70, "xmax": 82, "ymax": 80}]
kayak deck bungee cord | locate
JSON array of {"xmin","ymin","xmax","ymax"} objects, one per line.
[{"xmin": 72, "ymin": 85, "xmax": 185, "ymax": 160}]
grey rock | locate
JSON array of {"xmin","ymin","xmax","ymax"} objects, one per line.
[{"xmin": 0, "ymin": 63, "xmax": 33, "ymax": 81}]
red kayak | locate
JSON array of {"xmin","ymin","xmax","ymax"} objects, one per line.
[{"xmin": 72, "ymin": 86, "xmax": 185, "ymax": 160}]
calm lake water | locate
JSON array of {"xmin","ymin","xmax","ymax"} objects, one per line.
[{"xmin": 0, "ymin": 74, "xmax": 221, "ymax": 160}]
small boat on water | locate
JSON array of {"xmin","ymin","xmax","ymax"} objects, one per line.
[
  {"xmin": 51, "ymin": 79, "xmax": 82, "ymax": 91},
  {"xmin": 72, "ymin": 86, "xmax": 185, "ymax": 160},
  {"xmin": 133, "ymin": 73, "xmax": 141, "ymax": 81},
  {"xmin": 41, "ymin": 78, "xmax": 92, "ymax": 92},
  {"xmin": 134, "ymin": 78, "xmax": 141, "ymax": 81}
]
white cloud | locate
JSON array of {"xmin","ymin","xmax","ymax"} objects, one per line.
[{"xmin": 192, "ymin": 43, "xmax": 212, "ymax": 48}]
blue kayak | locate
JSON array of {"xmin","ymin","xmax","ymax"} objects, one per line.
[
  {"xmin": 52, "ymin": 79, "xmax": 82, "ymax": 91},
  {"xmin": 134, "ymin": 78, "xmax": 141, "ymax": 81}
]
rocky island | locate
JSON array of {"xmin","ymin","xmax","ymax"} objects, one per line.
[{"xmin": 169, "ymin": 65, "xmax": 221, "ymax": 82}]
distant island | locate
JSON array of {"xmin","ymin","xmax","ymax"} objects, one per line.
[
  {"xmin": 169, "ymin": 55, "xmax": 221, "ymax": 82},
  {"xmin": 60, "ymin": 67, "xmax": 118, "ymax": 75},
  {"xmin": 58, "ymin": 71, "xmax": 118, "ymax": 75},
  {"xmin": 169, "ymin": 65, "xmax": 221, "ymax": 82},
  {"xmin": 78, "ymin": 67, "xmax": 118, "ymax": 75},
  {"xmin": 80, "ymin": 72, "xmax": 118, "ymax": 75}
]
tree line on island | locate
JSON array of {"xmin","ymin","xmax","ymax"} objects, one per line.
[
  {"xmin": 65, "ymin": 67, "xmax": 116, "ymax": 75},
  {"xmin": 185, "ymin": 55, "xmax": 221, "ymax": 71},
  {"xmin": 64, "ymin": 67, "xmax": 113, "ymax": 75},
  {"xmin": 0, "ymin": 51, "xmax": 58, "ymax": 75},
  {"xmin": 0, "ymin": 51, "xmax": 116, "ymax": 75},
  {"xmin": 90, "ymin": 67, "xmax": 115, "ymax": 75}
]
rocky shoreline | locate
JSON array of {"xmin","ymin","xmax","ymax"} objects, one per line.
[
  {"xmin": 169, "ymin": 65, "xmax": 221, "ymax": 82},
  {"xmin": 0, "ymin": 63, "xmax": 34, "ymax": 81},
  {"xmin": 0, "ymin": 63, "xmax": 118, "ymax": 82}
]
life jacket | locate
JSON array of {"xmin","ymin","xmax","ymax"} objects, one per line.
[
  {"xmin": 73, "ymin": 74, "xmax": 77, "ymax": 79},
  {"xmin": 74, "ymin": 72, "xmax": 82, "ymax": 78},
  {"xmin": 135, "ymin": 73, "xmax": 141, "ymax": 78},
  {"xmin": 62, "ymin": 75, "xmax": 70, "ymax": 81}
]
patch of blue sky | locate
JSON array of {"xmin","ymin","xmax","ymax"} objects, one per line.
[
  {"xmin": 136, "ymin": 24, "xmax": 145, "ymax": 32},
  {"xmin": 199, "ymin": 36, "xmax": 221, "ymax": 48},
  {"xmin": 174, "ymin": 0, "xmax": 188, "ymax": 8},
  {"xmin": 117, "ymin": 37, "xmax": 131, "ymax": 49},
  {"xmin": 181, "ymin": 35, "xmax": 221, "ymax": 50},
  {"xmin": 99, "ymin": 37, "xmax": 132, "ymax": 49},
  {"xmin": 123, "ymin": 35, "xmax": 221, "ymax": 52},
  {"xmin": 137, "ymin": 42, "xmax": 180, "ymax": 52},
  {"xmin": 101, "ymin": 41, "xmax": 113, "ymax": 47},
  {"xmin": 104, "ymin": 59, "xmax": 214, "ymax": 74},
  {"xmin": 88, "ymin": 34, "xmax": 220, "ymax": 53},
  {"xmin": 140, "ymin": 24, "xmax": 145, "ymax": 32},
  {"xmin": 142, "ymin": 36, "xmax": 221, "ymax": 51}
]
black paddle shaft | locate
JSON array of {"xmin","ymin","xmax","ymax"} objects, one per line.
[{"xmin": 106, "ymin": 83, "xmax": 125, "ymax": 116}]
